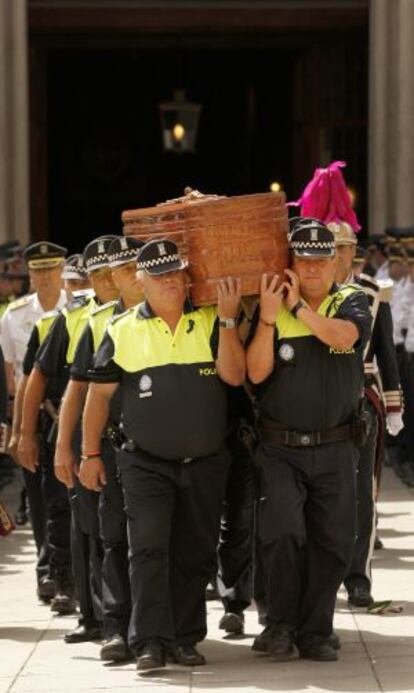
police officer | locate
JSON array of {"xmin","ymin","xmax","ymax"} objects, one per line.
[
  {"xmin": 61, "ymin": 254, "xmax": 91, "ymax": 300},
  {"xmin": 216, "ymin": 385, "xmax": 256, "ymax": 637},
  {"xmin": 385, "ymin": 245, "xmax": 412, "ymax": 477},
  {"xmin": 56, "ymin": 236, "xmax": 143, "ymax": 661},
  {"xmin": 81, "ymin": 239, "xmax": 245, "ymax": 671},
  {"xmin": 247, "ymin": 219, "xmax": 371, "ymax": 662},
  {"xmin": 333, "ymin": 222, "xmax": 403, "ymax": 607},
  {"xmin": 1, "ymin": 241, "xmax": 67, "ymax": 601},
  {"xmin": 18, "ymin": 235, "xmax": 119, "ymax": 642}
]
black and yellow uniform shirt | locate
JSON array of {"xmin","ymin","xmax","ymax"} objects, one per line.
[
  {"xmin": 89, "ymin": 300, "xmax": 228, "ymax": 460},
  {"xmin": 70, "ymin": 299, "xmax": 124, "ymax": 422},
  {"xmin": 253, "ymin": 285, "xmax": 371, "ymax": 432},
  {"xmin": 35, "ymin": 294, "xmax": 98, "ymax": 400},
  {"xmin": 22, "ymin": 310, "xmax": 66, "ymax": 404}
]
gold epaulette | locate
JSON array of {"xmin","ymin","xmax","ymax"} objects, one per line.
[
  {"xmin": 378, "ymin": 279, "xmax": 393, "ymax": 303},
  {"xmin": 8, "ymin": 294, "xmax": 32, "ymax": 311}
]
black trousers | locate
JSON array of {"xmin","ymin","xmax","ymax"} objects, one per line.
[
  {"xmin": 118, "ymin": 446, "xmax": 230, "ymax": 652},
  {"xmin": 344, "ymin": 399, "xmax": 378, "ymax": 593},
  {"xmin": 217, "ymin": 424, "xmax": 255, "ymax": 614},
  {"xmin": 393, "ymin": 346, "xmax": 414, "ymax": 465},
  {"xmin": 24, "ymin": 429, "xmax": 71, "ymax": 585},
  {"xmin": 256, "ymin": 440, "xmax": 357, "ymax": 649},
  {"xmin": 99, "ymin": 442, "xmax": 131, "ymax": 638},
  {"xmin": 23, "ymin": 465, "xmax": 49, "ymax": 584},
  {"xmin": 69, "ymin": 475, "xmax": 103, "ymax": 626}
]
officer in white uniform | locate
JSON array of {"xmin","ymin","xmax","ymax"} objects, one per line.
[{"xmin": 0, "ymin": 241, "xmax": 67, "ymax": 601}]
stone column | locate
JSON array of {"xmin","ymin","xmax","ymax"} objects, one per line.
[
  {"xmin": 369, "ymin": 0, "xmax": 414, "ymax": 235},
  {"xmin": 0, "ymin": 0, "xmax": 30, "ymax": 245}
]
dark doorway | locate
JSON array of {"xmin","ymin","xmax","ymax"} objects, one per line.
[{"xmin": 47, "ymin": 45, "xmax": 294, "ymax": 251}]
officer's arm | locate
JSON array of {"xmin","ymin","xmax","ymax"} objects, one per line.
[
  {"xmin": 1, "ymin": 313, "xmax": 16, "ymax": 396},
  {"xmin": 11, "ymin": 325, "xmax": 41, "ymax": 451},
  {"xmin": 17, "ymin": 368, "xmax": 47, "ymax": 472},
  {"xmin": 295, "ymin": 310, "xmax": 359, "ymax": 350},
  {"xmin": 4, "ymin": 362, "xmax": 15, "ymax": 398},
  {"xmin": 80, "ymin": 330, "xmax": 121, "ymax": 490},
  {"xmin": 8, "ymin": 374, "xmax": 28, "ymax": 459},
  {"xmin": 216, "ymin": 329, "xmax": 245, "ymax": 386},
  {"xmin": 214, "ymin": 278, "xmax": 245, "ymax": 385},
  {"xmin": 246, "ymin": 321, "xmax": 275, "ymax": 384},
  {"xmin": 56, "ymin": 324, "xmax": 94, "ymax": 453},
  {"xmin": 55, "ymin": 380, "xmax": 88, "ymax": 488},
  {"xmin": 296, "ymin": 291, "xmax": 372, "ymax": 351},
  {"xmin": 82, "ymin": 382, "xmax": 119, "ymax": 456},
  {"xmin": 246, "ymin": 274, "xmax": 284, "ymax": 384}
]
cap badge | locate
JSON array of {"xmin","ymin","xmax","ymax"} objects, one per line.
[
  {"xmin": 97, "ymin": 241, "xmax": 104, "ymax": 254},
  {"xmin": 311, "ymin": 228, "xmax": 318, "ymax": 242},
  {"xmin": 40, "ymin": 244, "xmax": 48, "ymax": 255},
  {"xmin": 120, "ymin": 237, "xmax": 128, "ymax": 250},
  {"xmin": 279, "ymin": 343, "xmax": 295, "ymax": 362},
  {"xmin": 157, "ymin": 243, "xmax": 167, "ymax": 256}
]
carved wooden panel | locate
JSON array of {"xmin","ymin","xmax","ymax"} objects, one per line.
[{"xmin": 122, "ymin": 189, "xmax": 289, "ymax": 305}]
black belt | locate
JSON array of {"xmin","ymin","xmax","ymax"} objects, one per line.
[
  {"xmin": 122, "ymin": 439, "xmax": 193, "ymax": 464},
  {"xmin": 259, "ymin": 421, "xmax": 353, "ymax": 447}
]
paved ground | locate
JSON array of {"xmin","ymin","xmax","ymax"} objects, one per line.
[{"xmin": 1, "ymin": 466, "xmax": 414, "ymax": 693}]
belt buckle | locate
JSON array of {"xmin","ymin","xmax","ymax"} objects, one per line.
[
  {"xmin": 181, "ymin": 457, "xmax": 193, "ymax": 464},
  {"xmin": 299, "ymin": 433, "xmax": 311, "ymax": 447}
]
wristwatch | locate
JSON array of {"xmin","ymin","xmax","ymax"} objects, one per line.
[{"xmin": 219, "ymin": 318, "xmax": 237, "ymax": 329}]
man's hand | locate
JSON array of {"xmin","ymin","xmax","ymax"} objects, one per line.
[
  {"xmin": 17, "ymin": 433, "xmax": 39, "ymax": 473},
  {"xmin": 79, "ymin": 457, "xmax": 107, "ymax": 492},
  {"xmin": 7, "ymin": 430, "xmax": 19, "ymax": 462},
  {"xmin": 259, "ymin": 273, "xmax": 284, "ymax": 324},
  {"xmin": 283, "ymin": 269, "xmax": 301, "ymax": 311},
  {"xmin": 217, "ymin": 277, "xmax": 242, "ymax": 320},
  {"xmin": 54, "ymin": 446, "xmax": 77, "ymax": 489}
]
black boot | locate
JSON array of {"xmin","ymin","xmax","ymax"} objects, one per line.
[
  {"xmin": 37, "ymin": 576, "xmax": 55, "ymax": 604},
  {"xmin": 51, "ymin": 573, "xmax": 77, "ymax": 615},
  {"xmin": 136, "ymin": 641, "xmax": 166, "ymax": 671},
  {"xmin": 64, "ymin": 623, "xmax": 103, "ymax": 643}
]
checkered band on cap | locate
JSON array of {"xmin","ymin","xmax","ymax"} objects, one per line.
[
  {"xmin": 85, "ymin": 255, "xmax": 108, "ymax": 270},
  {"xmin": 290, "ymin": 240, "xmax": 336, "ymax": 250},
  {"xmin": 137, "ymin": 253, "xmax": 181, "ymax": 271},
  {"xmin": 109, "ymin": 247, "xmax": 140, "ymax": 267}
]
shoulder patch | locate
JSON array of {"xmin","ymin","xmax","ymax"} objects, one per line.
[
  {"xmin": 91, "ymin": 300, "xmax": 117, "ymax": 317},
  {"xmin": 8, "ymin": 294, "xmax": 32, "ymax": 311},
  {"xmin": 378, "ymin": 279, "xmax": 394, "ymax": 303},
  {"xmin": 359, "ymin": 273, "xmax": 380, "ymax": 291}
]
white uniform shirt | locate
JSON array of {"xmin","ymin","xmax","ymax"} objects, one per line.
[
  {"xmin": 390, "ymin": 278, "xmax": 408, "ymax": 346},
  {"xmin": 403, "ymin": 280, "xmax": 414, "ymax": 353},
  {"xmin": 0, "ymin": 290, "xmax": 67, "ymax": 385},
  {"xmin": 376, "ymin": 261, "xmax": 389, "ymax": 282}
]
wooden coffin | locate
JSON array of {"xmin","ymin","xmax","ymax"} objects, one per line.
[{"xmin": 122, "ymin": 188, "xmax": 289, "ymax": 306}]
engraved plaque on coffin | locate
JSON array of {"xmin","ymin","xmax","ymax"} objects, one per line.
[{"xmin": 122, "ymin": 189, "xmax": 289, "ymax": 306}]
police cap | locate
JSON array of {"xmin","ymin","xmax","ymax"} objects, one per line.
[
  {"xmin": 388, "ymin": 245, "xmax": 407, "ymax": 263},
  {"xmin": 62, "ymin": 254, "xmax": 87, "ymax": 280},
  {"xmin": 23, "ymin": 241, "xmax": 67, "ymax": 269},
  {"xmin": 328, "ymin": 221, "xmax": 357, "ymax": 246},
  {"xmin": 288, "ymin": 218, "xmax": 336, "ymax": 258},
  {"xmin": 83, "ymin": 235, "xmax": 118, "ymax": 273},
  {"xmin": 353, "ymin": 246, "xmax": 367, "ymax": 264},
  {"xmin": 108, "ymin": 236, "xmax": 144, "ymax": 269},
  {"xmin": 137, "ymin": 239, "xmax": 187, "ymax": 275}
]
